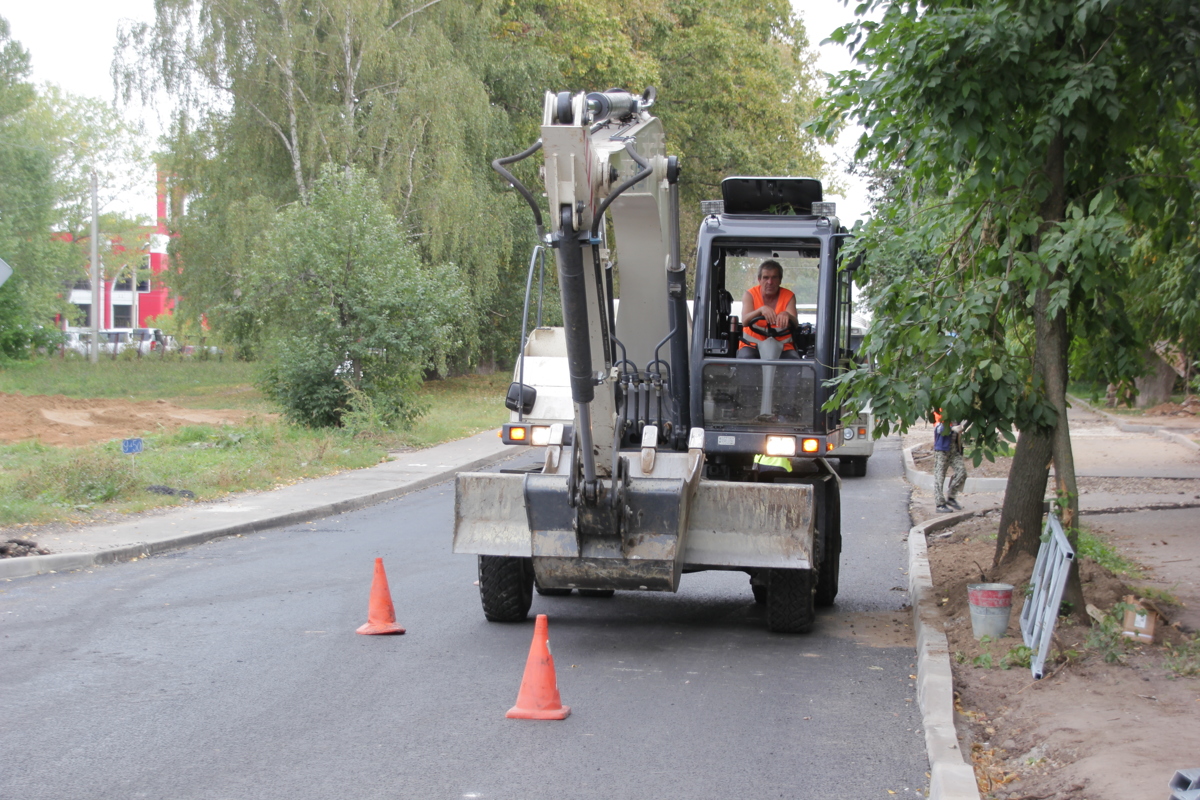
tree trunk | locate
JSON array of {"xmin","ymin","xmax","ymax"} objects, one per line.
[
  {"xmin": 1134, "ymin": 348, "xmax": 1177, "ymax": 408},
  {"xmin": 992, "ymin": 129, "xmax": 1084, "ymax": 617},
  {"xmin": 1034, "ymin": 129, "xmax": 1085, "ymax": 619},
  {"xmin": 993, "ymin": 427, "xmax": 1053, "ymax": 567}
]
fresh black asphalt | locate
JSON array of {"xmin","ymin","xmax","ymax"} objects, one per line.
[{"xmin": 0, "ymin": 438, "xmax": 926, "ymax": 799}]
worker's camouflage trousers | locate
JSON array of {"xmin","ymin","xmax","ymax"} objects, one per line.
[{"xmin": 933, "ymin": 449, "xmax": 966, "ymax": 506}]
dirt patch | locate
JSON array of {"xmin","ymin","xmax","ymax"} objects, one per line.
[
  {"xmin": 1143, "ymin": 396, "xmax": 1200, "ymax": 417},
  {"xmin": 0, "ymin": 392, "xmax": 266, "ymax": 447},
  {"xmin": 926, "ymin": 513, "xmax": 1200, "ymax": 800}
]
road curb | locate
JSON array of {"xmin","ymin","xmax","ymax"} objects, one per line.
[
  {"xmin": 903, "ymin": 446, "xmax": 1009, "ymax": 494},
  {"xmin": 0, "ymin": 445, "xmax": 516, "ymax": 581},
  {"xmin": 1067, "ymin": 393, "xmax": 1200, "ymax": 453},
  {"xmin": 909, "ymin": 512, "xmax": 983, "ymax": 800}
]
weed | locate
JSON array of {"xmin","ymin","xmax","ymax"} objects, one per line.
[
  {"xmin": 1076, "ymin": 527, "xmax": 1143, "ymax": 578},
  {"xmin": 1164, "ymin": 636, "xmax": 1200, "ymax": 678},
  {"xmin": 1001, "ymin": 645, "xmax": 1034, "ymax": 670},
  {"xmin": 18, "ymin": 451, "xmax": 137, "ymax": 505},
  {"xmin": 972, "ymin": 653, "xmax": 994, "ymax": 669},
  {"xmin": 1085, "ymin": 603, "xmax": 1136, "ymax": 664},
  {"xmin": 1131, "ymin": 586, "xmax": 1180, "ymax": 608},
  {"xmin": 955, "ymin": 651, "xmax": 967, "ymax": 664}
]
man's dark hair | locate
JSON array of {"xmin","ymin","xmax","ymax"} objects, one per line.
[{"xmin": 757, "ymin": 259, "xmax": 783, "ymax": 279}]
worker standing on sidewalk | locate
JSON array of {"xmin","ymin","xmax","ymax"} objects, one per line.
[{"xmin": 933, "ymin": 414, "xmax": 967, "ymax": 512}]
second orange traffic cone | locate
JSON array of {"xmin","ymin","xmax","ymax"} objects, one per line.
[
  {"xmin": 506, "ymin": 614, "xmax": 570, "ymax": 719},
  {"xmin": 356, "ymin": 557, "xmax": 406, "ymax": 635}
]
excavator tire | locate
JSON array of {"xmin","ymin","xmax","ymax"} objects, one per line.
[
  {"xmin": 765, "ymin": 568, "xmax": 816, "ymax": 633},
  {"xmin": 578, "ymin": 588, "xmax": 616, "ymax": 598},
  {"xmin": 815, "ymin": 479, "xmax": 842, "ymax": 608},
  {"xmin": 536, "ymin": 585, "xmax": 573, "ymax": 597},
  {"xmin": 478, "ymin": 555, "xmax": 533, "ymax": 622},
  {"xmin": 752, "ymin": 583, "xmax": 768, "ymax": 605}
]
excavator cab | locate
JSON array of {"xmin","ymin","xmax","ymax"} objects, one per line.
[{"xmin": 690, "ymin": 177, "xmax": 858, "ymax": 480}]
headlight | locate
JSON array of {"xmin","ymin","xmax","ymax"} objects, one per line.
[
  {"xmin": 765, "ymin": 435, "xmax": 797, "ymax": 457},
  {"xmin": 530, "ymin": 425, "xmax": 551, "ymax": 446},
  {"xmin": 843, "ymin": 428, "xmax": 854, "ymax": 441}
]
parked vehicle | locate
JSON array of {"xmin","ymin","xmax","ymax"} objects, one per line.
[
  {"xmin": 130, "ymin": 328, "xmax": 178, "ymax": 354},
  {"xmin": 60, "ymin": 328, "xmax": 92, "ymax": 356},
  {"xmin": 98, "ymin": 329, "xmax": 133, "ymax": 355}
]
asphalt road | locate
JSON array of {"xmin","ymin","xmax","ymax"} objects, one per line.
[{"xmin": 0, "ymin": 438, "xmax": 926, "ymax": 800}]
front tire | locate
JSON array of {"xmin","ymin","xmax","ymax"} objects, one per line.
[
  {"xmin": 815, "ymin": 479, "xmax": 842, "ymax": 608},
  {"xmin": 478, "ymin": 555, "xmax": 533, "ymax": 622},
  {"xmin": 765, "ymin": 568, "xmax": 816, "ymax": 633}
]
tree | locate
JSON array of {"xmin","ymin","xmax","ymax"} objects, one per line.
[
  {"xmin": 822, "ymin": 0, "xmax": 1200, "ymax": 611},
  {"xmin": 116, "ymin": 0, "xmax": 832, "ymax": 365},
  {"xmin": 251, "ymin": 166, "xmax": 464, "ymax": 427},
  {"xmin": 116, "ymin": 0, "xmax": 529, "ymax": 365},
  {"xmin": 0, "ymin": 16, "xmax": 73, "ymax": 357}
]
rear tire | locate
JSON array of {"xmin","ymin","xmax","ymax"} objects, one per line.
[
  {"xmin": 478, "ymin": 555, "xmax": 533, "ymax": 622},
  {"xmin": 578, "ymin": 588, "xmax": 615, "ymax": 598},
  {"xmin": 765, "ymin": 568, "xmax": 816, "ymax": 633}
]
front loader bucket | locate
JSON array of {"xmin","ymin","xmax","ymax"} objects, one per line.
[
  {"xmin": 682, "ymin": 481, "xmax": 815, "ymax": 570},
  {"xmin": 453, "ymin": 471, "xmax": 816, "ymax": 578},
  {"xmin": 453, "ymin": 473, "xmax": 530, "ymax": 557}
]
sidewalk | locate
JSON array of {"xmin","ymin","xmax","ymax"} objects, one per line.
[
  {"xmin": 904, "ymin": 399, "xmax": 1200, "ymax": 800},
  {"xmin": 1, "ymin": 430, "xmax": 518, "ymax": 581}
]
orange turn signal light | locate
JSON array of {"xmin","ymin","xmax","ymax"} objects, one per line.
[
  {"xmin": 509, "ymin": 426, "xmax": 527, "ymax": 441},
  {"xmin": 801, "ymin": 438, "xmax": 819, "ymax": 453}
]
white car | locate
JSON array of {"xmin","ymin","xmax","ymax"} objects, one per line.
[
  {"xmin": 98, "ymin": 329, "xmax": 133, "ymax": 355},
  {"xmin": 130, "ymin": 328, "xmax": 178, "ymax": 354}
]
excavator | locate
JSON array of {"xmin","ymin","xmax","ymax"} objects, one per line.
[{"xmin": 453, "ymin": 88, "xmax": 858, "ymax": 633}]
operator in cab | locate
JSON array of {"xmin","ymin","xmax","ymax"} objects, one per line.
[{"xmin": 737, "ymin": 259, "xmax": 799, "ymax": 359}]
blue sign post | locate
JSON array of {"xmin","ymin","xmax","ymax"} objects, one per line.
[{"xmin": 122, "ymin": 438, "xmax": 143, "ymax": 480}]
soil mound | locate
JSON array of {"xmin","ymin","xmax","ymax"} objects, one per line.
[
  {"xmin": 1144, "ymin": 395, "xmax": 1200, "ymax": 416},
  {"xmin": 0, "ymin": 392, "xmax": 265, "ymax": 447}
]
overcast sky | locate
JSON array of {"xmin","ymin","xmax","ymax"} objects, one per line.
[{"xmin": 4, "ymin": 0, "xmax": 870, "ymax": 222}]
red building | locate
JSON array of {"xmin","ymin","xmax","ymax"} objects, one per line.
[{"xmin": 66, "ymin": 171, "xmax": 177, "ymax": 329}]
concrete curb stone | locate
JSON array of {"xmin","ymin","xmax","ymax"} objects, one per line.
[
  {"xmin": 0, "ymin": 440, "xmax": 518, "ymax": 581},
  {"xmin": 910, "ymin": 512, "xmax": 984, "ymax": 800}
]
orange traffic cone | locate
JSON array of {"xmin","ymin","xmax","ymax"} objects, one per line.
[
  {"xmin": 356, "ymin": 558, "xmax": 406, "ymax": 635},
  {"xmin": 506, "ymin": 614, "xmax": 570, "ymax": 719}
]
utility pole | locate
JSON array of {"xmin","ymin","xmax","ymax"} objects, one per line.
[{"xmin": 89, "ymin": 170, "xmax": 100, "ymax": 364}]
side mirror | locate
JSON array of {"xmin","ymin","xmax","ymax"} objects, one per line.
[{"xmin": 505, "ymin": 382, "xmax": 537, "ymax": 415}]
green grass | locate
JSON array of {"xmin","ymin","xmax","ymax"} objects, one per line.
[
  {"xmin": 0, "ymin": 362, "xmax": 513, "ymax": 528},
  {"xmin": 0, "ymin": 357, "xmax": 267, "ymax": 410},
  {"xmin": 1077, "ymin": 525, "xmax": 1144, "ymax": 578}
]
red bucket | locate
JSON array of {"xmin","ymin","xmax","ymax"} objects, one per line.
[{"xmin": 967, "ymin": 583, "xmax": 1014, "ymax": 639}]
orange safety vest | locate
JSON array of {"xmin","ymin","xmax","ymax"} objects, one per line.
[{"xmin": 740, "ymin": 285, "xmax": 796, "ymax": 351}]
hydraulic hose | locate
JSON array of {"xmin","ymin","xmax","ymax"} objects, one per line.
[
  {"xmin": 590, "ymin": 141, "xmax": 652, "ymax": 239},
  {"xmin": 492, "ymin": 140, "xmax": 546, "ymax": 239}
]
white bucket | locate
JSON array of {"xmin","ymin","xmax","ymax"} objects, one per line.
[{"xmin": 968, "ymin": 582, "xmax": 1014, "ymax": 640}]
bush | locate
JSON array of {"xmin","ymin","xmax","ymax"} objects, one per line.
[{"xmin": 250, "ymin": 166, "xmax": 463, "ymax": 428}]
